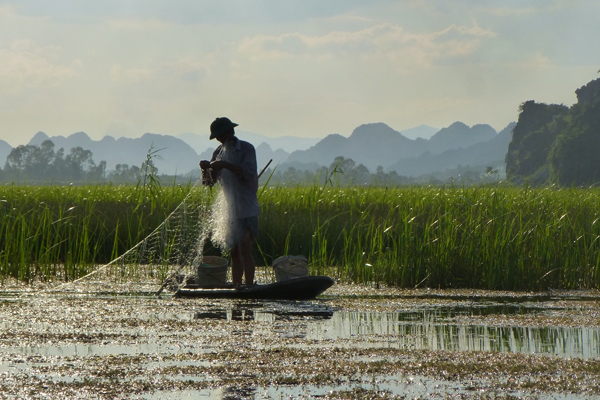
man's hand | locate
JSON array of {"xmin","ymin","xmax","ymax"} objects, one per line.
[{"xmin": 199, "ymin": 160, "xmax": 211, "ymax": 170}]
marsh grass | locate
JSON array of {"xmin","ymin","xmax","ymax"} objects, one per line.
[
  {"xmin": 0, "ymin": 183, "xmax": 196, "ymax": 283},
  {"xmin": 258, "ymin": 184, "xmax": 600, "ymax": 290},
  {"xmin": 1, "ymin": 182, "xmax": 600, "ymax": 290}
]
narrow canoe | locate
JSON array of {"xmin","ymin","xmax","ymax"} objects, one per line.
[{"xmin": 175, "ymin": 275, "xmax": 334, "ymax": 300}]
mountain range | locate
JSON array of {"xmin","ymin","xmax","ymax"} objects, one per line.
[
  {"xmin": 0, "ymin": 121, "xmax": 515, "ymax": 178},
  {"xmin": 27, "ymin": 131, "xmax": 200, "ymax": 176},
  {"xmin": 283, "ymin": 121, "xmax": 511, "ymax": 174}
]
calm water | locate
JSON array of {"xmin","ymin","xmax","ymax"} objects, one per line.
[
  {"xmin": 1, "ymin": 292, "xmax": 599, "ymax": 399},
  {"xmin": 186, "ymin": 301, "xmax": 600, "ymax": 360},
  {"xmin": 2, "ymin": 298, "xmax": 598, "ymax": 359}
]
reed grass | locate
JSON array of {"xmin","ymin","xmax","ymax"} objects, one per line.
[
  {"xmin": 1, "ymin": 181, "xmax": 600, "ymax": 290},
  {"xmin": 258, "ymin": 184, "xmax": 600, "ymax": 291},
  {"xmin": 0, "ymin": 183, "xmax": 195, "ymax": 283}
]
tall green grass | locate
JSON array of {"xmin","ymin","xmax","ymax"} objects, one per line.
[
  {"xmin": 258, "ymin": 184, "xmax": 600, "ymax": 290},
  {"xmin": 0, "ymin": 183, "xmax": 196, "ymax": 282},
  {"xmin": 1, "ymin": 182, "xmax": 600, "ymax": 290}
]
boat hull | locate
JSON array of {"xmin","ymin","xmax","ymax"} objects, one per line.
[{"xmin": 175, "ymin": 275, "xmax": 334, "ymax": 300}]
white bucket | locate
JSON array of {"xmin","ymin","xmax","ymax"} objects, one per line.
[
  {"xmin": 272, "ymin": 255, "xmax": 309, "ymax": 282},
  {"xmin": 196, "ymin": 256, "xmax": 229, "ymax": 287}
]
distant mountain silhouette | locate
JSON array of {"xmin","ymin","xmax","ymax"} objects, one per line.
[
  {"xmin": 400, "ymin": 125, "xmax": 439, "ymax": 140},
  {"xmin": 427, "ymin": 122, "xmax": 497, "ymax": 154},
  {"xmin": 388, "ymin": 122, "xmax": 515, "ymax": 177},
  {"xmin": 178, "ymin": 130, "xmax": 319, "ymax": 154},
  {"xmin": 0, "ymin": 139, "xmax": 11, "ymax": 168},
  {"xmin": 284, "ymin": 121, "xmax": 500, "ymax": 172},
  {"xmin": 28, "ymin": 132, "xmax": 200, "ymax": 175},
  {"xmin": 2, "ymin": 121, "xmax": 515, "ymax": 179},
  {"xmin": 285, "ymin": 123, "xmax": 423, "ymax": 171}
]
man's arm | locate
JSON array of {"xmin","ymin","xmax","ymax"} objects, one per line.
[{"xmin": 209, "ymin": 160, "xmax": 242, "ymax": 176}]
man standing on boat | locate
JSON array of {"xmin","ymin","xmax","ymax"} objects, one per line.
[{"xmin": 199, "ymin": 117, "xmax": 260, "ymax": 286}]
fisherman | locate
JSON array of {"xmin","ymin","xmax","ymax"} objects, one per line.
[{"xmin": 199, "ymin": 117, "xmax": 260, "ymax": 286}]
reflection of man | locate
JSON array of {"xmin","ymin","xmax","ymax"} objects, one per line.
[{"xmin": 199, "ymin": 117, "xmax": 260, "ymax": 286}]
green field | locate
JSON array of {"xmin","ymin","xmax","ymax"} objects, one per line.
[{"xmin": 1, "ymin": 182, "xmax": 599, "ymax": 291}]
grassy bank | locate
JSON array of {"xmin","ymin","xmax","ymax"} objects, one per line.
[{"xmin": 1, "ymin": 182, "xmax": 599, "ymax": 290}]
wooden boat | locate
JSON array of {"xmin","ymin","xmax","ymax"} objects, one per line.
[{"xmin": 175, "ymin": 275, "xmax": 334, "ymax": 300}]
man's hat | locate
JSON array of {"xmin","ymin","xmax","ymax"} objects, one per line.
[{"xmin": 210, "ymin": 117, "xmax": 239, "ymax": 140}]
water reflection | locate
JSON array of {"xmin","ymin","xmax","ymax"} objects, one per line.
[
  {"xmin": 180, "ymin": 303, "xmax": 600, "ymax": 359},
  {"xmin": 310, "ymin": 310, "xmax": 600, "ymax": 359},
  {"xmin": 193, "ymin": 309, "xmax": 255, "ymax": 321},
  {"xmin": 191, "ymin": 305, "xmax": 334, "ymax": 323}
]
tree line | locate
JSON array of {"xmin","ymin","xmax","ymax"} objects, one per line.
[
  {"xmin": 261, "ymin": 156, "xmax": 500, "ymax": 187},
  {"xmin": 0, "ymin": 139, "xmax": 157, "ymax": 184}
]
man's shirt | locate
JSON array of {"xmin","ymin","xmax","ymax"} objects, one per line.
[{"xmin": 210, "ymin": 137, "xmax": 261, "ymax": 219}]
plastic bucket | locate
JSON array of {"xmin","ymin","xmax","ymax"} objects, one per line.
[
  {"xmin": 272, "ymin": 255, "xmax": 309, "ymax": 282},
  {"xmin": 196, "ymin": 256, "xmax": 229, "ymax": 287}
]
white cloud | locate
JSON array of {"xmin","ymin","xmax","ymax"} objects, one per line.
[
  {"xmin": 237, "ymin": 21, "xmax": 496, "ymax": 69},
  {"xmin": 0, "ymin": 0, "xmax": 598, "ymax": 145},
  {"xmin": 0, "ymin": 4, "xmax": 15, "ymax": 17},
  {"xmin": 0, "ymin": 40, "xmax": 76, "ymax": 88},
  {"xmin": 109, "ymin": 56, "xmax": 211, "ymax": 86}
]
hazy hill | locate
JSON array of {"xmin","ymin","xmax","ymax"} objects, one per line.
[
  {"xmin": 427, "ymin": 122, "xmax": 497, "ymax": 154},
  {"xmin": 178, "ymin": 130, "xmax": 320, "ymax": 154},
  {"xmin": 388, "ymin": 122, "xmax": 515, "ymax": 177},
  {"xmin": 400, "ymin": 125, "xmax": 439, "ymax": 140},
  {"xmin": 28, "ymin": 132, "xmax": 200, "ymax": 175},
  {"xmin": 284, "ymin": 121, "xmax": 500, "ymax": 172},
  {"xmin": 0, "ymin": 139, "xmax": 11, "ymax": 168},
  {"xmin": 2, "ymin": 120, "xmax": 514, "ymax": 179},
  {"xmin": 285, "ymin": 123, "xmax": 422, "ymax": 171}
]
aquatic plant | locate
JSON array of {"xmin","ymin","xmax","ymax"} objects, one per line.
[
  {"xmin": 1, "ymin": 182, "xmax": 600, "ymax": 290},
  {"xmin": 258, "ymin": 184, "xmax": 600, "ymax": 290}
]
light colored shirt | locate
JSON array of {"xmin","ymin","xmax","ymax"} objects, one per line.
[{"xmin": 210, "ymin": 137, "xmax": 260, "ymax": 219}]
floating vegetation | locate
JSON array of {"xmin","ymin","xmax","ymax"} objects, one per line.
[{"xmin": 0, "ymin": 286, "xmax": 599, "ymax": 399}]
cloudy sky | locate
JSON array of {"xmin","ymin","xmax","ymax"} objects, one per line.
[{"xmin": 0, "ymin": 0, "xmax": 598, "ymax": 146}]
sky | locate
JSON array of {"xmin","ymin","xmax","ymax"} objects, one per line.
[{"xmin": 0, "ymin": 0, "xmax": 599, "ymax": 147}]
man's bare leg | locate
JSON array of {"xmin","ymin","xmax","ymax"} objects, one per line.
[
  {"xmin": 231, "ymin": 229, "xmax": 254, "ymax": 285},
  {"xmin": 239, "ymin": 229, "xmax": 255, "ymax": 285},
  {"xmin": 230, "ymin": 245, "xmax": 243, "ymax": 285}
]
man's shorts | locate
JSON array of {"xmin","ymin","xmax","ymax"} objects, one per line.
[{"xmin": 239, "ymin": 216, "xmax": 259, "ymax": 239}]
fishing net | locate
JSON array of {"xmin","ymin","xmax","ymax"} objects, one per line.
[{"xmin": 47, "ymin": 178, "xmax": 273, "ymax": 296}]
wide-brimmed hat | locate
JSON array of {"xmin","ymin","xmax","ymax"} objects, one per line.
[{"xmin": 209, "ymin": 117, "xmax": 239, "ymax": 140}]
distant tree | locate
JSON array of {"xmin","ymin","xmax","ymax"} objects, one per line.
[
  {"xmin": 2, "ymin": 140, "xmax": 106, "ymax": 183},
  {"xmin": 347, "ymin": 163, "xmax": 370, "ymax": 185},
  {"xmin": 64, "ymin": 146, "xmax": 96, "ymax": 181},
  {"xmin": 504, "ymin": 78, "xmax": 600, "ymax": 187},
  {"xmin": 4, "ymin": 141, "xmax": 56, "ymax": 181},
  {"xmin": 88, "ymin": 160, "xmax": 107, "ymax": 181},
  {"xmin": 108, "ymin": 164, "xmax": 142, "ymax": 183},
  {"xmin": 549, "ymin": 79, "xmax": 600, "ymax": 186},
  {"xmin": 505, "ymin": 100, "xmax": 569, "ymax": 184}
]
